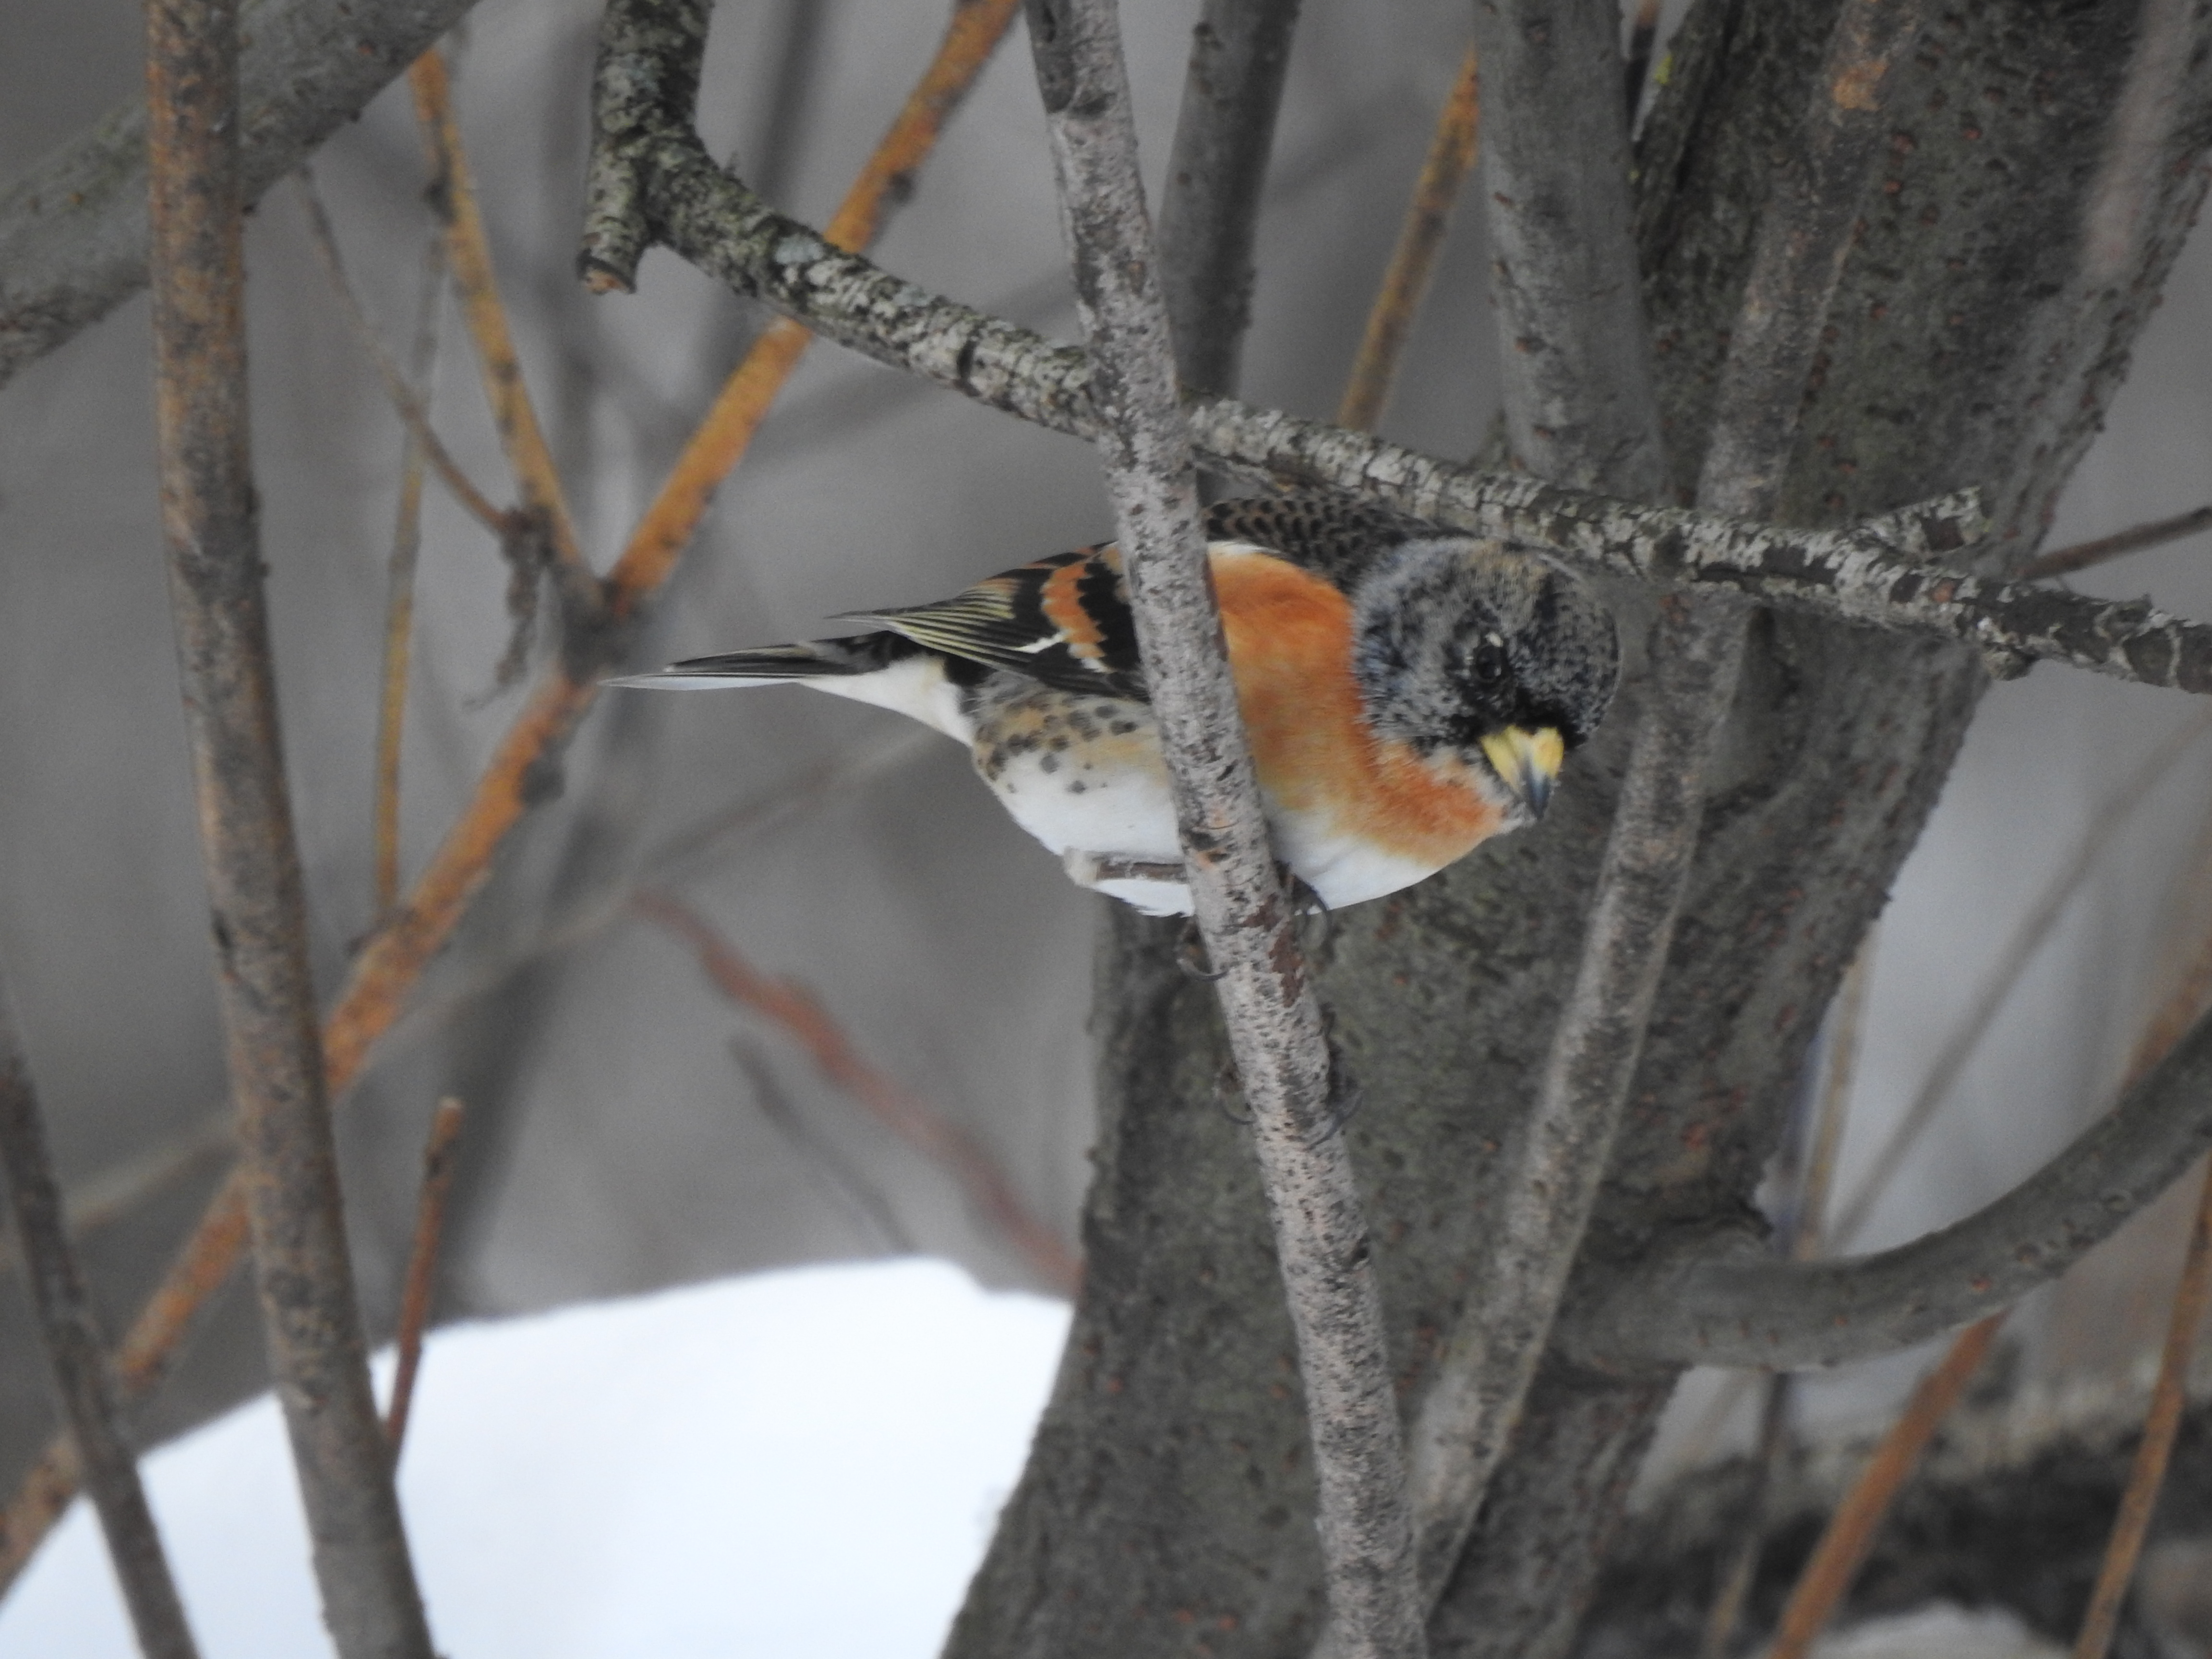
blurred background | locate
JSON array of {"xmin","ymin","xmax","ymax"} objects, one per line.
[{"xmin": 0, "ymin": 0, "xmax": 2208, "ymax": 1525}]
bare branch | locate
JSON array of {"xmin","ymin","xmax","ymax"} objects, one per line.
[
  {"xmin": 0, "ymin": 1, "xmax": 1021, "ymax": 1589},
  {"xmin": 383, "ymin": 1098, "xmax": 464, "ymax": 1453},
  {"xmin": 636, "ymin": 891, "xmax": 1078, "ymax": 1294},
  {"xmin": 0, "ymin": 964, "xmax": 200, "ymax": 1659},
  {"xmin": 1766, "ymin": 1315, "xmax": 2006, "ymax": 1659},
  {"xmin": 1154, "ymin": 0, "xmax": 1303, "ymax": 394},
  {"xmin": 727, "ymin": 1038, "xmax": 916, "ymax": 1257},
  {"xmin": 2024, "ymin": 503, "xmax": 2212, "ymax": 581},
  {"xmin": 1335, "ymin": 44, "xmax": 1479, "ymax": 434},
  {"xmin": 1026, "ymin": 0, "xmax": 1420, "ymax": 1651},
  {"xmin": 2070, "ymin": 1157, "xmax": 2212, "ymax": 1659},
  {"xmin": 145, "ymin": 2, "xmax": 434, "ymax": 1650},
  {"xmin": 290, "ymin": 167, "xmax": 507, "ymax": 536},
  {"xmin": 1561, "ymin": 995, "xmax": 2212, "ymax": 1370},
  {"xmin": 0, "ymin": 0, "xmax": 481, "ymax": 387},
  {"xmin": 408, "ymin": 48, "xmax": 600, "ymax": 619},
  {"xmin": 632, "ymin": 141, "xmax": 2212, "ymax": 694},
  {"xmin": 0, "ymin": 1114, "xmax": 230, "ymax": 1282}
]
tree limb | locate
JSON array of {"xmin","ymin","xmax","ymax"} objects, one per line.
[
  {"xmin": 0, "ymin": 963, "xmax": 200, "ymax": 1659},
  {"xmin": 0, "ymin": 0, "xmax": 482, "ymax": 388},
  {"xmin": 1154, "ymin": 0, "xmax": 1303, "ymax": 395},
  {"xmin": 1025, "ymin": 0, "xmax": 1421, "ymax": 1652},
  {"xmin": 146, "ymin": 3, "xmax": 434, "ymax": 1651},
  {"xmin": 628, "ymin": 136, "xmax": 2212, "ymax": 696},
  {"xmin": 1560, "ymin": 995, "xmax": 2212, "ymax": 1370}
]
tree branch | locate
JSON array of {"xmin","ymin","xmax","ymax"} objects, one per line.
[
  {"xmin": 0, "ymin": 0, "xmax": 481, "ymax": 388},
  {"xmin": 1153, "ymin": 0, "xmax": 1303, "ymax": 395},
  {"xmin": 1026, "ymin": 1, "xmax": 1421, "ymax": 1652},
  {"xmin": 382, "ymin": 1098, "xmax": 464, "ymax": 1453},
  {"xmin": 0, "ymin": 0, "xmax": 1021, "ymax": 1593},
  {"xmin": 145, "ymin": 2, "xmax": 433, "ymax": 1651},
  {"xmin": 627, "ymin": 137, "xmax": 2212, "ymax": 696},
  {"xmin": 0, "ymin": 963, "xmax": 200, "ymax": 1659},
  {"xmin": 1561, "ymin": 995, "xmax": 2212, "ymax": 1370}
]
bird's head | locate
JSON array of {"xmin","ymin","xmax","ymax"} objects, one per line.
[{"xmin": 1350, "ymin": 538, "xmax": 1620, "ymax": 829}]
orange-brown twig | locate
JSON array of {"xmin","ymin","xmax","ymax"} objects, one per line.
[
  {"xmin": 407, "ymin": 48, "xmax": 594, "ymax": 604},
  {"xmin": 2073, "ymin": 1154, "xmax": 2212, "ymax": 1659},
  {"xmin": 1767, "ymin": 1314, "xmax": 2006, "ymax": 1659},
  {"xmin": 636, "ymin": 890, "xmax": 1080, "ymax": 1295},
  {"xmin": 1334, "ymin": 43, "xmax": 1479, "ymax": 434},
  {"xmin": 0, "ymin": 0, "xmax": 1022, "ymax": 1594},
  {"xmin": 385, "ymin": 1098, "xmax": 465, "ymax": 1454}
]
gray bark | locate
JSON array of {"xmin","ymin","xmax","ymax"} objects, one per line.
[{"xmin": 0, "ymin": 0, "xmax": 481, "ymax": 386}]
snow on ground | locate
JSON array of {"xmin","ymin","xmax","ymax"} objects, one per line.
[{"xmin": 0, "ymin": 1259, "xmax": 1070, "ymax": 1659}]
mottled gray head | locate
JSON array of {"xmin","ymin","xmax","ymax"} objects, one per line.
[{"xmin": 1350, "ymin": 538, "xmax": 1620, "ymax": 818}]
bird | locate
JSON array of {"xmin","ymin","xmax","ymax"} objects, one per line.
[{"xmin": 611, "ymin": 494, "xmax": 1619, "ymax": 916}]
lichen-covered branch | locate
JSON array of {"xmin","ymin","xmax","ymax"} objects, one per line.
[
  {"xmin": 625, "ymin": 136, "xmax": 2212, "ymax": 696},
  {"xmin": 1026, "ymin": 0, "xmax": 1421, "ymax": 1652}
]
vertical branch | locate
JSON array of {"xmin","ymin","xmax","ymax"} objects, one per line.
[
  {"xmin": 145, "ymin": 1, "xmax": 435, "ymax": 1654},
  {"xmin": 1335, "ymin": 44, "xmax": 1479, "ymax": 434},
  {"xmin": 408, "ymin": 47, "xmax": 599, "ymax": 608},
  {"xmin": 1024, "ymin": 2, "xmax": 1423, "ymax": 1654},
  {"xmin": 0, "ymin": 965, "xmax": 200, "ymax": 1659},
  {"xmin": 1412, "ymin": 0, "xmax": 1921, "ymax": 1610},
  {"xmin": 1154, "ymin": 0, "xmax": 1303, "ymax": 394},
  {"xmin": 1767, "ymin": 1314, "xmax": 2005, "ymax": 1659},
  {"xmin": 384, "ymin": 1099, "xmax": 465, "ymax": 1453}
]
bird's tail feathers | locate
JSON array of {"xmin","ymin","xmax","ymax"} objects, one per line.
[{"xmin": 607, "ymin": 633, "xmax": 918, "ymax": 689}]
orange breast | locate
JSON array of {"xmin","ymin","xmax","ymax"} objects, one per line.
[{"xmin": 1211, "ymin": 550, "xmax": 1503, "ymax": 867}]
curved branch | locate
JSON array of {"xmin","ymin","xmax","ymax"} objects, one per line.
[
  {"xmin": 633, "ymin": 140, "xmax": 2212, "ymax": 695},
  {"xmin": 0, "ymin": 0, "xmax": 481, "ymax": 388},
  {"xmin": 1560, "ymin": 999, "xmax": 2212, "ymax": 1371}
]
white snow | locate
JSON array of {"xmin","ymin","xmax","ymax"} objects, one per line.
[{"xmin": 0, "ymin": 1259, "xmax": 1070, "ymax": 1659}]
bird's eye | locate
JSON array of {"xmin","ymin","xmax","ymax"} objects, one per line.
[{"xmin": 1472, "ymin": 643, "xmax": 1509, "ymax": 686}]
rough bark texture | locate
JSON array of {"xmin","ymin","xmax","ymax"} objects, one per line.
[
  {"xmin": 0, "ymin": 0, "xmax": 482, "ymax": 386},
  {"xmin": 946, "ymin": 0, "xmax": 2212, "ymax": 1654},
  {"xmin": 146, "ymin": 0, "xmax": 434, "ymax": 1652}
]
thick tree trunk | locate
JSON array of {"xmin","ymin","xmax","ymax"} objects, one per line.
[{"xmin": 946, "ymin": 0, "xmax": 2212, "ymax": 1653}]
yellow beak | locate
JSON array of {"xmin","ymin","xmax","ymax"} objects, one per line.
[{"xmin": 1479, "ymin": 726, "xmax": 1565, "ymax": 819}]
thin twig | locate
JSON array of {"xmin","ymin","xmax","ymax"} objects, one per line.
[
  {"xmin": 374, "ymin": 217, "xmax": 452, "ymax": 916},
  {"xmin": 1829, "ymin": 707, "xmax": 2212, "ymax": 1250},
  {"xmin": 1699, "ymin": 1372, "xmax": 1791, "ymax": 1659},
  {"xmin": 290, "ymin": 166, "xmax": 507, "ymax": 536},
  {"xmin": 383, "ymin": 1098, "xmax": 464, "ymax": 1453},
  {"xmin": 408, "ymin": 47, "xmax": 597, "ymax": 609},
  {"xmin": 1767, "ymin": 1314, "xmax": 2006, "ymax": 1659},
  {"xmin": 727, "ymin": 1038, "xmax": 916, "ymax": 1256},
  {"xmin": 1335, "ymin": 44, "xmax": 1479, "ymax": 434},
  {"xmin": 147, "ymin": 1, "xmax": 434, "ymax": 1652},
  {"xmin": 2070, "ymin": 1154, "xmax": 2212, "ymax": 1659},
  {"xmin": 635, "ymin": 891, "xmax": 1078, "ymax": 1294},
  {"xmin": 0, "ymin": 3, "xmax": 1016, "ymax": 1590},
  {"xmin": 0, "ymin": 963, "xmax": 200, "ymax": 1659},
  {"xmin": 2025, "ymin": 504, "xmax": 2212, "ymax": 581},
  {"xmin": 1026, "ymin": 1, "xmax": 1420, "ymax": 1652},
  {"xmin": 0, "ymin": 1114, "xmax": 231, "ymax": 1282},
  {"xmin": 1154, "ymin": 0, "xmax": 1305, "ymax": 395}
]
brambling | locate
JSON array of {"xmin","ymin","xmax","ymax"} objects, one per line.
[{"xmin": 613, "ymin": 495, "xmax": 1618, "ymax": 916}]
